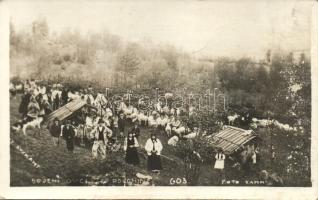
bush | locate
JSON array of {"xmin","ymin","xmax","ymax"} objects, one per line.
[{"xmin": 173, "ymin": 136, "xmax": 215, "ymax": 185}]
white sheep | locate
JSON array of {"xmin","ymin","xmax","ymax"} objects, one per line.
[
  {"xmin": 228, "ymin": 113, "xmax": 239, "ymax": 125},
  {"xmin": 137, "ymin": 111, "xmax": 148, "ymax": 125},
  {"xmin": 168, "ymin": 135, "xmax": 179, "ymax": 146},
  {"xmin": 165, "ymin": 92, "xmax": 174, "ymax": 99},
  {"xmin": 148, "ymin": 115, "xmax": 157, "ymax": 128},
  {"xmin": 165, "ymin": 123, "xmax": 172, "ymax": 135}
]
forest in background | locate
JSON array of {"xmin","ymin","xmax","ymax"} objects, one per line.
[{"xmin": 10, "ymin": 17, "xmax": 311, "ymax": 126}]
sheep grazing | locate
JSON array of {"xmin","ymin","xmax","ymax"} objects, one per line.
[
  {"xmin": 123, "ymin": 105, "xmax": 134, "ymax": 119},
  {"xmin": 183, "ymin": 130, "xmax": 199, "ymax": 139},
  {"xmin": 227, "ymin": 113, "xmax": 239, "ymax": 125},
  {"xmin": 168, "ymin": 135, "xmax": 179, "ymax": 146},
  {"xmin": 251, "ymin": 118, "xmax": 273, "ymax": 128},
  {"xmin": 105, "ymin": 108, "xmax": 113, "ymax": 118},
  {"xmin": 273, "ymin": 120, "xmax": 297, "ymax": 132},
  {"xmin": 157, "ymin": 115, "xmax": 169, "ymax": 127},
  {"xmin": 251, "ymin": 118, "xmax": 297, "ymax": 132},
  {"xmin": 130, "ymin": 107, "xmax": 139, "ymax": 122},
  {"xmin": 173, "ymin": 126, "xmax": 186, "ymax": 135},
  {"xmin": 164, "ymin": 92, "xmax": 174, "ymax": 99},
  {"xmin": 147, "ymin": 113, "xmax": 158, "ymax": 128},
  {"xmin": 21, "ymin": 116, "xmax": 44, "ymax": 135},
  {"xmin": 137, "ymin": 111, "xmax": 148, "ymax": 126},
  {"xmin": 156, "ymin": 115, "xmax": 167, "ymax": 128},
  {"xmin": 189, "ymin": 106, "xmax": 195, "ymax": 116},
  {"xmin": 165, "ymin": 122, "xmax": 172, "ymax": 136},
  {"xmin": 170, "ymin": 108, "xmax": 176, "ymax": 116},
  {"xmin": 15, "ymin": 83, "xmax": 24, "ymax": 92},
  {"xmin": 162, "ymin": 105, "xmax": 170, "ymax": 115}
]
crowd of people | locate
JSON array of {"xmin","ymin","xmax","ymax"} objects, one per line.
[
  {"xmin": 10, "ymin": 79, "xmax": 265, "ymax": 179},
  {"xmin": 10, "ymin": 79, "xmax": 209, "ymax": 173}
]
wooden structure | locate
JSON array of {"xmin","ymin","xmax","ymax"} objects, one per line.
[
  {"xmin": 207, "ymin": 126, "xmax": 258, "ymax": 154},
  {"xmin": 46, "ymin": 99, "xmax": 96, "ymax": 122}
]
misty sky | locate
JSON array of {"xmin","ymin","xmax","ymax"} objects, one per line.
[{"xmin": 8, "ymin": 0, "xmax": 313, "ymax": 59}]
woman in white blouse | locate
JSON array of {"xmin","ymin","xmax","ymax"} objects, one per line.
[
  {"xmin": 145, "ymin": 133, "xmax": 163, "ymax": 172},
  {"xmin": 214, "ymin": 148, "xmax": 226, "ymax": 170}
]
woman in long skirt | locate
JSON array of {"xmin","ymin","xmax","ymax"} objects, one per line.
[
  {"xmin": 214, "ymin": 149, "xmax": 225, "ymax": 170},
  {"xmin": 214, "ymin": 148, "xmax": 226, "ymax": 184},
  {"xmin": 124, "ymin": 132, "xmax": 140, "ymax": 165},
  {"xmin": 145, "ymin": 133, "xmax": 163, "ymax": 172}
]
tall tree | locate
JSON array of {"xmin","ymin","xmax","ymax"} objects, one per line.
[{"xmin": 117, "ymin": 43, "xmax": 140, "ymax": 87}]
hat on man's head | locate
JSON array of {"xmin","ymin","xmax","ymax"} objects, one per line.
[{"xmin": 98, "ymin": 119, "xmax": 104, "ymax": 124}]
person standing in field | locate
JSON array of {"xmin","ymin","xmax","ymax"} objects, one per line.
[
  {"xmin": 124, "ymin": 132, "xmax": 140, "ymax": 165},
  {"xmin": 49, "ymin": 118, "xmax": 61, "ymax": 146},
  {"xmin": 214, "ymin": 148, "xmax": 226, "ymax": 169},
  {"xmin": 61, "ymin": 88, "xmax": 69, "ymax": 106},
  {"xmin": 214, "ymin": 148, "xmax": 226, "ymax": 184},
  {"xmin": 118, "ymin": 113, "xmax": 125, "ymax": 137},
  {"xmin": 145, "ymin": 133, "xmax": 163, "ymax": 173},
  {"xmin": 91, "ymin": 119, "xmax": 112, "ymax": 159},
  {"xmin": 27, "ymin": 96, "xmax": 40, "ymax": 119},
  {"xmin": 19, "ymin": 90, "xmax": 31, "ymax": 117},
  {"xmin": 62, "ymin": 120, "xmax": 76, "ymax": 153}
]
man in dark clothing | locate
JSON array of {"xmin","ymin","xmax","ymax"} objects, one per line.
[
  {"xmin": 46, "ymin": 92, "xmax": 53, "ymax": 110},
  {"xmin": 62, "ymin": 120, "xmax": 75, "ymax": 153},
  {"xmin": 19, "ymin": 91, "xmax": 31, "ymax": 117},
  {"xmin": 53, "ymin": 94, "xmax": 60, "ymax": 110},
  {"xmin": 129, "ymin": 122, "xmax": 140, "ymax": 139},
  {"xmin": 50, "ymin": 118, "xmax": 61, "ymax": 146},
  {"xmin": 118, "ymin": 113, "xmax": 126, "ymax": 137},
  {"xmin": 61, "ymin": 89, "xmax": 69, "ymax": 106}
]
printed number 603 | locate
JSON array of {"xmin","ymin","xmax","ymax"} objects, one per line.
[{"xmin": 169, "ymin": 178, "xmax": 187, "ymax": 185}]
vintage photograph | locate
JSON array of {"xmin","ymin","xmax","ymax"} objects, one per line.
[{"xmin": 7, "ymin": 0, "xmax": 313, "ymax": 188}]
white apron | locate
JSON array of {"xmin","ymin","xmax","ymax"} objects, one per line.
[{"xmin": 214, "ymin": 153, "xmax": 225, "ymax": 169}]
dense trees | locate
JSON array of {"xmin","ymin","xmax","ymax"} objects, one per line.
[{"xmin": 10, "ymin": 18, "xmax": 311, "ymax": 123}]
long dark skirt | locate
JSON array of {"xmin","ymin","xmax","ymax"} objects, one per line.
[
  {"xmin": 147, "ymin": 154, "xmax": 162, "ymax": 171},
  {"xmin": 66, "ymin": 138, "xmax": 74, "ymax": 152},
  {"xmin": 125, "ymin": 147, "xmax": 139, "ymax": 165}
]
